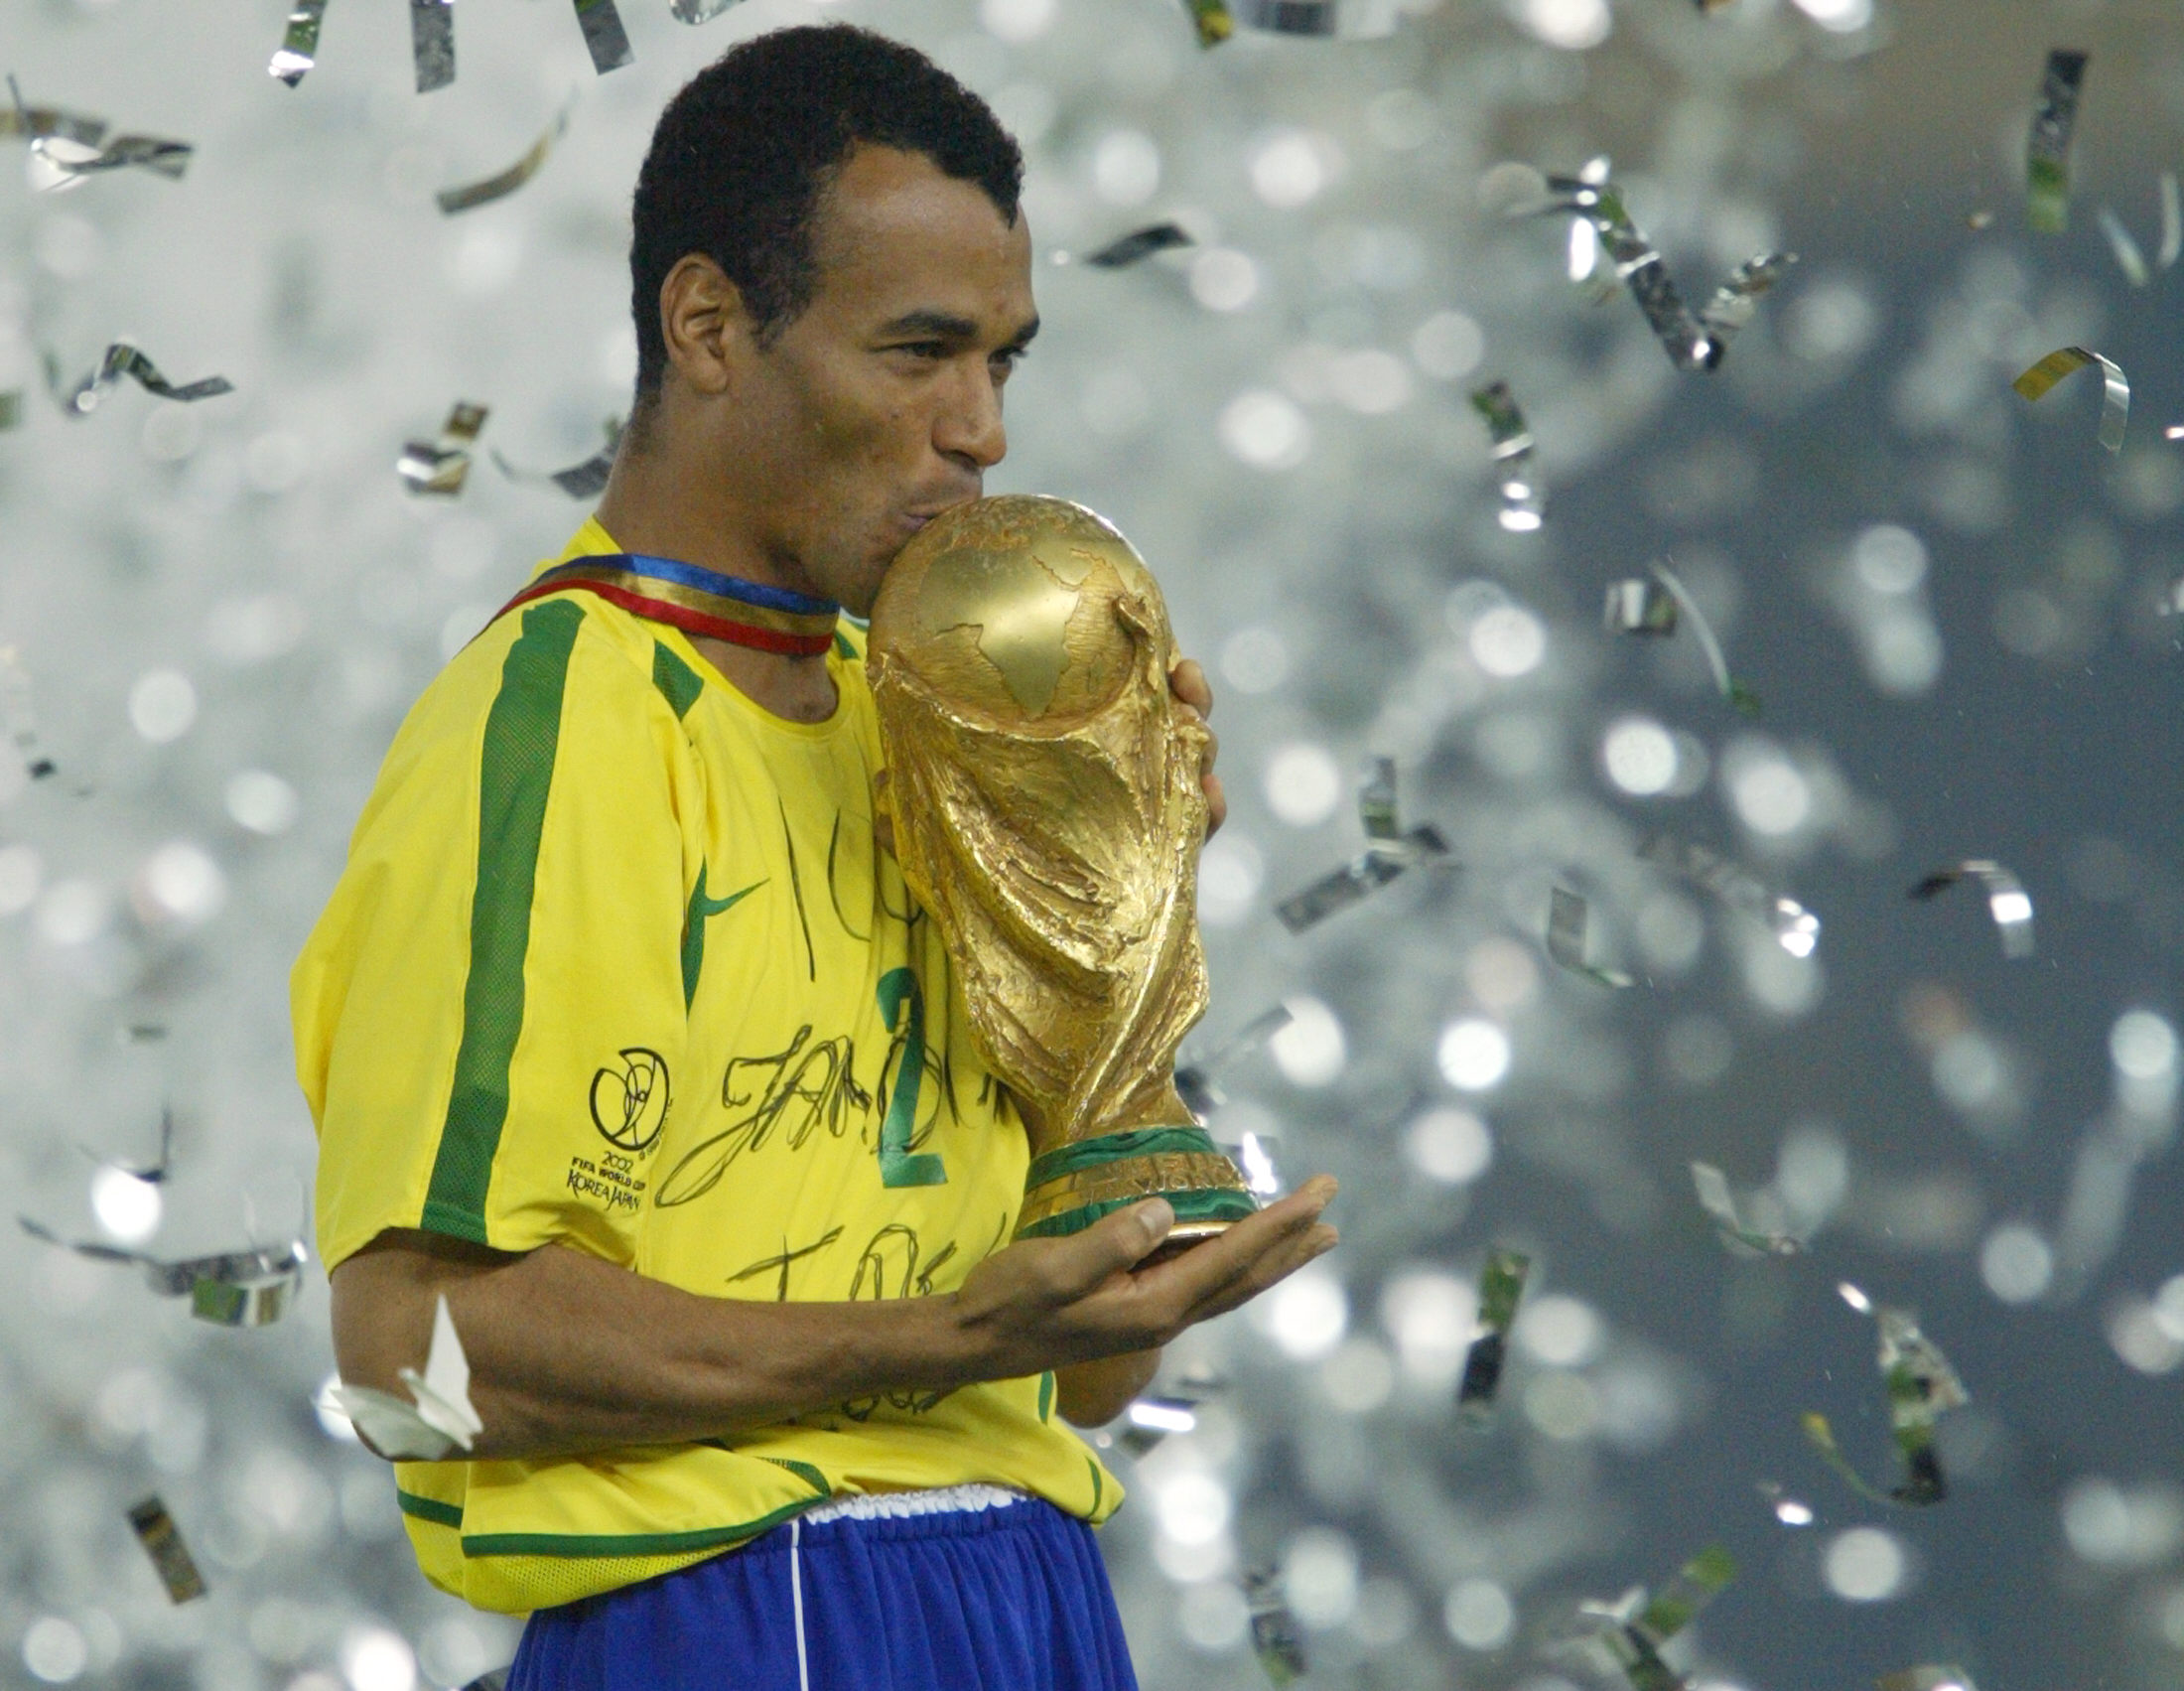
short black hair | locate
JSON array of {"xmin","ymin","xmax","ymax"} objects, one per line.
[{"xmin": 629, "ymin": 24, "xmax": 1024, "ymax": 399}]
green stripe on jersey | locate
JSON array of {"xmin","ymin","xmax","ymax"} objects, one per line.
[
  {"xmin": 651, "ymin": 639, "xmax": 704, "ymax": 720},
  {"xmin": 423, "ymin": 597, "xmax": 586, "ymax": 1241}
]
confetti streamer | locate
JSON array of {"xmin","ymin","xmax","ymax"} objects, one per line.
[
  {"xmin": 1801, "ymin": 1292, "xmax": 1967, "ymax": 1506},
  {"xmin": 572, "ymin": 0, "xmax": 634, "ymax": 74},
  {"xmin": 2026, "ymin": 49, "xmax": 2089, "ymax": 234},
  {"xmin": 1690, "ymin": 1161, "xmax": 1801, "ymax": 1256},
  {"xmin": 1276, "ymin": 762, "xmax": 1450, "ymax": 932},
  {"xmin": 18, "ymin": 1217, "xmax": 308, "ymax": 1328},
  {"xmin": 411, "ymin": 0, "xmax": 456, "ymax": 92},
  {"xmin": 2097, "ymin": 207, "xmax": 2150, "ymax": 288},
  {"xmin": 1174, "ymin": 1003, "xmax": 1294, "ymax": 1119},
  {"xmin": 269, "ymin": 0, "xmax": 332, "ymax": 85},
  {"xmin": 1235, "ymin": 0, "xmax": 1336, "ymax": 35},
  {"xmin": 46, "ymin": 343, "xmax": 232, "ymax": 416},
  {"xmin": 127, "ymin": 1498, "xmax": 206, "ymax": 1604},
  {"xmin": 1604, "ymin": 578, "xmax": 1678, "ymax": 634},
  {"xmin": 1878, "ymin": 1669, "xmax": 1979, "ymax": 1691},
  {"xmin": 331, "ymin": 1293, "xmax": 484, "ymax": 1460},
  {"xmin": 399, "ymin": 402, "xmax": 489, "ymax": 496},
  {"xmin": 1244, "ymin": 1567, "xmax": 1306, "ymax": 1686},
  {"xmin": 1650, "ymin": 561, "xmax": 1761, "ymax": 715},
  {"xmin": 492, "ymin": 416, "xmax": 622, "ymax": 498},
  {"xmin": 1081, "ymin": 221, "xmax": 1192, "ymax": 268},
  {"xmin": 1547, "ymin": 886, "xmax": 1635, "ymax": 988},
  {"xmin": 437, "ymin": 107, "xmax": 573, "ymax": 214},
  {"xmin": 1182, "ymin": 0, "xmax": 1235, "ymax": 46},
  {"xmin": 670, "ymin": 0, "xmax": 741, "ymax": 20},
  {"xmin": 14, "ymin": 81, "xmax": 190, "ymax": 194},
  {"xmin": 1537, "ymin": 175, "xmax": 1791, "ymax": 372},
  {"xmin": 1456, "ymin": 1248, "xmax": 1529, "ymax": 1423},
  {"xmin": 1638, "ymin": 832, "xmax": 1820, "ymax": 957},
  {"xmin": 1469, "ymin": 380, "xmax": 1543, "ymax": 532},
  {"xmin": 1908, "ymin": 859, "xmax": 2035, "ymax": 959},
  {"xmin": 2012, "ymin": 346, "xmax": 2128, "ymax": 453},
  {"xmin": 0, "ymin": 645, "xmax": 58, "ymax": 779}
]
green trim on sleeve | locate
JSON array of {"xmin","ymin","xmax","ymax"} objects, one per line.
[
  {"xmin": 1085, "ymin": 1455, "xmax": 1104, "ymax": 1516},
  {"xmin": 421, "ymin": 597, "xmax": 587, "ymax": 1243},
  {"xmin": 397, "ymin": 1489, "xmax": 466, "ymax": 1528},
  {"xmin": 1037, "ymin": 1371, "xmax": 1055, "ymax": 1423},
  {"xmin": 651, "ymin": 639, "xmax": 705, "ymax": 720}
]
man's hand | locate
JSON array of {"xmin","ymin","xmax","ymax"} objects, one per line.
[
  {"xmin": 942, "ymin": 1177, "xmax": 1337, "ymax": 1384},
  {"xmin": 1169, "ymin": 657, "xmax": 1226, "ymax": 838}
]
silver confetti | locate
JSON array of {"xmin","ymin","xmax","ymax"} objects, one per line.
[
  {"xmin": 2026, "ymin": 49, "xmax": 2089, "ymax": 234},
  {"xmin": 411, "ymin": 0, "xmax": 456, "ymax": 93},
  {"xmin": 437, "ymin": 107, "xmax": 573, "ymax": 214},
  {"xmin": 1639, "ymin": 832, "xmax": 1820, "ymax": 957},
  {"xmin": 1234, "ymin": 0, "xmax": 1336, "ymax": 35},
  {"xmin": 1908, "ymin": 859, "xmax": 2035, "ymax": 959},
  {"xmin": 1690, "ymin": 1161, "xmax": 1801, "ymax": 1256},
  {"xmin": 0, "ymin": 644, "xmax": 59, "ymax": 779},
  {"xmin": 82, "ymin": 1106, "xmax": 175, "ymax": 1186},
  {"xmin": 1603, "ymin": 577, "xmax": 1678, "ymax": 634},
  {"xmin": 2012, "ymin": 345, "xmax": 2128, "ymax": 453},
  {"xmin": 1243, "ymin": 1566, "xmax": 1306, "ymax": 1686},
  {"xmin": 1547, "ymin": 887, "xmax": 1635, "ymax": 988},
  {"xmin": 1878, "ymin": 1670, "xmax": 1979, "ymax": 1691},
  {"xmin": 2097, "ymin": 206, "xmax": 2150, "ymax": 288},
  {"xmin": 46, "ymin": 343, "xmax": 232, "ymax": 416},
  {"xmin": 670, "ymin": 0, "xmax": 742, "ymax": 20},
  {"xmin": 1650, "ymin": 560, "xmax": 1761, "ymax": 714},
  {"xmin": 1174, "ymin": 1003, "xmax": 1294, "ymax": 1120},
  {"xmin": 18, "ymin": 1216, "xmax": 308, "ymax": 1328},
  {"xmin": 0, "ymin": 102, "xmax": 106, "ymax": 148},
  {"xmin": 11, "ymin": 76, "xmax": 189, "ymax": 194},
  {"xmin": 1080, "ymin": 221, "xmax": 1193, "ymax": 268},
  {"xmin": 1469, "ymin": 380, "xmax": 1543, "ymax": 532},
  {"xmin": 492, "ymin": 416, "xmax": 622, "ymax": 498},
  {"xmin": 399, "ymin": 401, "xmax": 489, "ymax": 496},
  {"xmin": 573, "ymin": 0, "xmax": 635, "ymax": 74},
  {"xmin": 1457, "ymin": 1248, "xmax": 1529, "ymax": 1423},
  {"xmin": 1275, "ymin": 761, "xmax": 1450, "ymax": 932},
  {"xmin": 269, "ymin": 0, "xmax": 332, "ymax": 86}
]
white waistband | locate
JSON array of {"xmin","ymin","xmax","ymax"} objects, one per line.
[{"xmin": 800, "ymin": 1483, "xmax": 1029, "ymax": 1525}]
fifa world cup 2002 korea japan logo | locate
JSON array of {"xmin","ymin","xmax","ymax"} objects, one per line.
[{"xmin": 591, "ymin": 1048, "xmax": 670, "ymax": 1153}]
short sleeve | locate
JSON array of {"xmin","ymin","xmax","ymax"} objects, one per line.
[{"xmin": 296, "ymin": 597, "xmax": 700, "ymax": 1271}]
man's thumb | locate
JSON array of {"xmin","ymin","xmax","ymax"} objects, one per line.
[{"xmin": 1085, "ymin": 1198, "xmax": 1173, "ymax": 1275}]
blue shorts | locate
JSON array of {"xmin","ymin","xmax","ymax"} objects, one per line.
[{"xmin": 506, "ymin": 1492, "xmax": 1140, "ymax": 1691}]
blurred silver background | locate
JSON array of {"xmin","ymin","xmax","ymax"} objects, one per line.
[{"xmin": 2, "ymin": 0, "xmax": 2182, "ymax": 1685}]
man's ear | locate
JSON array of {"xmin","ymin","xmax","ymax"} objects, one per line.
[{"xmin": 658, "ymin": 254, "xmax": 755, "ymax": 399}]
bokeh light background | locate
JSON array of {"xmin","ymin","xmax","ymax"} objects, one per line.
[{"xmin": 2, "ymin": 0, "xmax": 2182, "ymax": 1684}]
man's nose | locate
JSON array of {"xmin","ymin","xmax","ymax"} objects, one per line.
[{"xmin": 933, "ymin": 359, "xmax": 1008, "ymax": 472}]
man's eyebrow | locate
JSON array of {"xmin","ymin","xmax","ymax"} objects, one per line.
[{"xmin": 876, "ymin": 310, "xmax": 1042, "ymax": 351}]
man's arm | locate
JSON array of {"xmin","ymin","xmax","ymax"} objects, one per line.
[
  {"xmin": 1052, "ymin": 1350, "xmax": 1161, "ymax": 1428},
  {"xmin": 331, "ymin": 1181, "xmax": 1335, "ymax": 1462}
]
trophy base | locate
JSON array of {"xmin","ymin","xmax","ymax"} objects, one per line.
[{"xmin": 1013, "ymin": 1126, "xmax": 1258, "ymax": 1243}]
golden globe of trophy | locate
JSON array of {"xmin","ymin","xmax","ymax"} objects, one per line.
[{"xmin": 869, "ymin": 494, "xmax": 1257, "ymax": 1247}]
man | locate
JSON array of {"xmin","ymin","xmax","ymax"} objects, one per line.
[{"xmin": 295, "ymin": 24, "xmax": 1336, "ymax": 1690}]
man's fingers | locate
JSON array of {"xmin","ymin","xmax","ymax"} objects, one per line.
[
  {"xmin": 1184, "ymin": 1222, "xmax": 1338, "ymax": 1325},
  {"xmin": 1131, "ymin": 1178, "xmax": 1335, "ymax": 1312},
  {"xmin": 1169, "ymin": 656, "xmax": 1214, "ymax": 719},
  {"xmin": 1041, "ymin": 1198, "xmax": 1174, "ymax": 1300}
]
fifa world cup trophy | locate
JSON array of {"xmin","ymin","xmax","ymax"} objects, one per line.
[{"xmin": 868, "ymin": 494, "xmax": 1258, "ymax": 1246}]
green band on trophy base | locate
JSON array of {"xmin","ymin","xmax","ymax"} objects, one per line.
[{"xmin": 1014, "ymin": 1124, "xmax": 1258, "ymax": 1241}]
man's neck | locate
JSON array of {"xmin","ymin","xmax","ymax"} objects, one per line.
[{"xmin": 594, "ymin": 436, "xmax": 839, "ymax": 726}]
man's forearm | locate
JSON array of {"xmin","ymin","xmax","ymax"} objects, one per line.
[{"xmin": 333, "ymin": 1233, "xmax": 977, "ymax": 1461}]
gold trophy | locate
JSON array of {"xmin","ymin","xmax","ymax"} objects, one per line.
[{"xmin": 869, "ymin": 494, "xmax": 1257, "ymax": 1247}]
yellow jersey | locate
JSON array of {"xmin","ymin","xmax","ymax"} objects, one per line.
[{"xmin": 294, "ymin": 519, "xmax": 1120, "ymax": 1614}]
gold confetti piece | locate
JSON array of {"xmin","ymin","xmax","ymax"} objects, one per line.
[
  {"xmin": 2026, "ymin": 49, "xmax": 2089, "ymax": 234},
  {"xmin": 437, "ymin": 106, "xmax": 572, "ymax": 214},
  {"xmin": 46, "ymin": 343, "xmax": 233, "ymax": 416},
  {"xmin": 1470, "ymin": 380, "xmax": 1543, "ymax": 532},
  {"xmin": 399, "ymin": 401, "xmax": 489, "ymax": 496},
  {"xmin": 1691, "ymin": 1161, "xmax": 1802, "ymax": 1255},
  {"xmin": 492, "ymin": 415, "xmax": 621, "ymax": 498},
  {"xmin": 1080, "ymin": 221, "xmax": 1193, "ymax": 268},
  {"xmin": 1182, "ymin": 0, "xmax": 1235, "ymax": 46},
  {"xmin": 1548, "ymin": 886, "xmax": 1635, "ymax": 987},
  {"xmin": 572, "ymin": 0, "xmax": 634, "ymax": 73},
  {"xmin": 269, "ymin": 0, "xmax": 332, "ymax": 85},
  {"xmin": 330, "ymin": 1295, "xmax": 483, "ymax": 1460},
  {"xmin": 1650, "ymin": 560, "xmax": 1760, "ymax": 714},
  {"xmin": 412, "ymin": 0, "xmax": 455, "ymax": 92},
  {"xmin": 0, "ymin": 644, "xmax": 59, "ymax": 779},
  {"xmin": 1909, "ymin": 859, "xmax": 2035, "ymax": 958},
  {"xmin": 1457, "ymin": 1249, "xmax": 1530, "ymax": 1423},
  {"xmin": 1243, "ymin": 1567, "xmax": 1306, "ymax": 1685},
  {"xmin": 1174, "ymin": 1003, "xmax": 1293, "ymax": 1119},
  {"xmin": 127, "ymin": 1498, "xmax": 206, "ymax": 1604}
]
